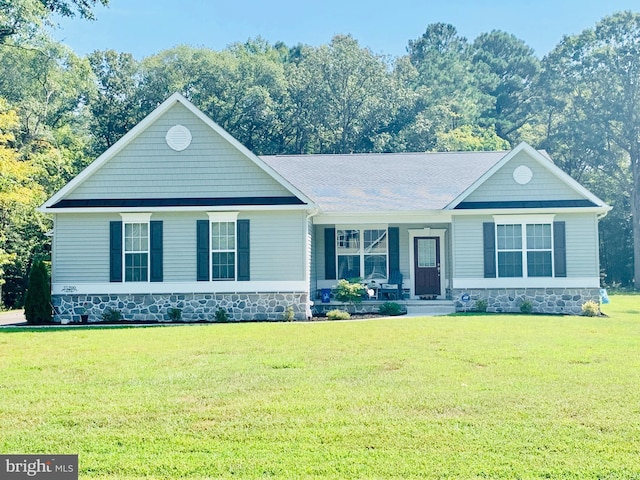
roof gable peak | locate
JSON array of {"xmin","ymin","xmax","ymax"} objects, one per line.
[
  {"xmin": 446, "ymin": 142, "xmax": 608, "ymax": 210},
  {"xmin": 41, "ymin": 93, "xmax": 313, "ymax": 211}
]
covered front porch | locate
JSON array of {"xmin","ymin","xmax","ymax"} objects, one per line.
[{"xmin": 311, "ymin": 219, "xmax": 452, "ymax": 304}]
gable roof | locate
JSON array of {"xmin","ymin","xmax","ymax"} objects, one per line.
[
  {"xmin": 41, "ymin": 93, "xmax": 314, "ymax": 212},
  {"xmin": 446, "ymin": 142, "xmax": 609, "ymax": 210},
  {"xmin": 262, "ymin": 151, "xmax": 507, "ymax": 212},
  {"xmin": 262, "ymin": 143, "xmax": 610, "ymax": 214}
]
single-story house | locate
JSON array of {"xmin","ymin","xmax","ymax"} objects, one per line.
[{"xmin": 40, "ymin": 93, "xmax": 610, "ymax": 322}]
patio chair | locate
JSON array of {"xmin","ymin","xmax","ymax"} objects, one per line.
[{"xmin": 379, "ymin": 271, "xmax": 403, "ymax": 300}]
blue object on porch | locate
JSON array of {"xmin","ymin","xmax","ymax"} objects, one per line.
[
  {"xmin": 321, "ymin": 288, "xmax": 331, "ymax": 303},
  {"xmin": 380, "ymin": 271, "xmax": 403, "ymax": 300}
]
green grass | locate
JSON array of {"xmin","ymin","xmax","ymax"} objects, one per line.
[{"xmin": 1, "ymin": 296, "xmax": 640, "ymax": 479}]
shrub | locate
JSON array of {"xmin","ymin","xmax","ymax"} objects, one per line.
[
  {"xmin": 327, "ymin": 309, "xmax": 351, "ymax": 320},
  {"xmin": 24, "ymin": 260, "xmax": 51, "ymax": 324},
  {"xmin": 167, "ymin": 308, "xmax": 182, "ymax": 321},
  {"xmin": 283, "ymin": 305, "xmax": 295, "ymax": 322},
  {"xmin": 582, "ymin": 300, "xmax": 600, "ymax": 317},
  {"xmin": 520, "ymin": 299, "xmax": 533, "ymax": 314},
  {"xmin": 378, "ymin": 302, "xmax": 404, "ymax": 316},
  {"xmin": 474, "ymin": 299, "xmax": 488, "ymax": 312},
  {"xmin": 214, "ymin": 307, "xmax": 229, "ymax": 322},
  {"xmin": 101, "ymin": 308, "xmax": 123, "ymax": 322},
  {"xmin": 335, "ymin": 279, "xmax": 365, "ymax": 304}
]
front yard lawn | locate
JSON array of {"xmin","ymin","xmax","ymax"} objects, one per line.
[{"xmin": 1, "ymin": 295, "xmax": 639, "ymax": 478}]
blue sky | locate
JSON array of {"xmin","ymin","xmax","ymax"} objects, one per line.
[{"xmin": 52, "ymin": 0, "xmax": 640, "ymax": 60}]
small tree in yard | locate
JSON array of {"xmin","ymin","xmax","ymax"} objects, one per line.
[{"xmin": 24, "ymin": 260, "xmax": 51, "ymax": 324}]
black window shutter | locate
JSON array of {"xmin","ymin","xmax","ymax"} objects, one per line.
[
  {"xmin": 110, "ymin": 221, "xmax": 123, "ymax": 282},
  {"xmin": 388, "ymin": 227, "xmax": 400, "ymax": 274},
  {"xmin": 483, "ymin": 222, "xmax": 496, "ymax": 278},
  {"xmin": 196, "ymin": 220, "xmax": 209, "ymax": 281},
  {"xmin": 324, "ymin": 227, "xmax": 336, "ymax": 280},
  {"xmin": 237, "ymin": 219, "xmax": 250, "ymax": 281},
  {"xmin": 553, "ymin": 221, "xmax": 567, "ymax": 277},
  {"xmin": 150, "ymin": 221, "xmax": 163, "ymax": 282}
]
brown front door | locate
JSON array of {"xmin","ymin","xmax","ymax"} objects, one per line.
[{"xmin": 414, "ymin": 237, "xmax": 441, "ymax": 296}]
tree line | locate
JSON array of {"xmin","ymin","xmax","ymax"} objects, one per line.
[{"xmin": 0, "ymin": 1, "xmax": 638, "ymax": 307}]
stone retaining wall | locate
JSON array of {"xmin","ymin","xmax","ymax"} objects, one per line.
[
  {"xmin": 52, "ymin": 292, "xmax": 309, "ymax": 323},
  {"xmin": 449, "ymin": 288, "xmax": 600, "ymax": 315}
]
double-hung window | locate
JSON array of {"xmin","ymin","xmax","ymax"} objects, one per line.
[
  {"xmin": 497, "ymin": 224, "xmax": 523, "ymax": 277},
  {"xmin": 124, "ymin": 223, "xmax": 149, "ymax": 281},
  {"xmin": 208, "ymin": 212, "xmax": 237, "ymax": 281},
  {"xmin": 120, "ymin": 213, "xmax": 152, "ymax": 282},
  {"xmin": 211, "ymin": 221, "xmax": 236, "ymax": 280},
  {"xmin": 197, "ymin": 212, "xmax": 249, "ymax": 283},
  {"xmin": 495, "ymin": 216, "xmax": 553, "ymax": 278},
  {"xmin": 526, "ymin": 224, "xmax": 553, "ymax": 277},
  {"xmin": 336, "ymin": 227, "xmax": 388, "ymax": 280}
]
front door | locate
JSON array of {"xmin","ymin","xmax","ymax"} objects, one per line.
[{"xmin": 414, "ymin": 237, "xmax": 441, "ymax": 296}]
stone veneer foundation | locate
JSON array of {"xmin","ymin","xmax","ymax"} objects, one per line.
[
  {"xmin": 52, "ymin": 292, "xmax": 309, "ymax": 323},
  {"xmin": 449, "ymin": 288, "xmax": 600, "ymax": 315}
]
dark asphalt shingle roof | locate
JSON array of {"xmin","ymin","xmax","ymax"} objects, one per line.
[{"xmin": 261, "ymin": 151, "xmax": 508, "ymax": 212}]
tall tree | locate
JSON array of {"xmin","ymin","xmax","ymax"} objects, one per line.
[
  {"xmin": 0, "ymin": 98, "xmax": 48, "ymax": 307},
  {"xmin": 407, "ymin": 23, "xmax": 489, "ymax": 130},
  {"xmin": 87, "ymin": 50, "xmax": 143, "ymax": 153},
  {"xmin": 0, "ymin": 39, "xmax": 94, "ymax": 147},
  {"xmin": 290, "ymin": 35, "xmax": 399, "ymax": 153},
  {"xmin": 0, "ymin": 0, "xmax": 108, "ymax": 42},
  {"xmin": 472, "ymin": 30, "xmax": 541, "ymax": 145},
  {"xmin": 540, "ymin": 11, "xmax": 640, "ymax": 287}
]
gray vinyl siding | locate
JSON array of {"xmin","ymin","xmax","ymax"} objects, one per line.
[
  {"xmin": 249, "ymin": 211, "xmax": 305, "ymax": 281},
  {"xmin": 53, "ymin": 210, "xmax": 306, "ymax": 284},
  {"xmin": 52, "ymin": 213, "xmax": 114, "ymax": 283},
  {"xmin": 67, "ymin": 103, "xmax": 292, "ymax": 200},
  {"xmin": 465, "ymin": 151, "xmax": 583, "ymax": 203},
  {"xmin": 163, "ymin": 211, "xmax": 304, "ymax": 281},
  {"xmin": 156, "ymin": 213, "xmax": 197, "ymax": 281},
  {"xmin": 452, "ymin": 216, "xmax": 490, "ymax": 278},
  {"xmin": 556, "ymin": 213, "xmax": 599, "ymax": 277},
  {"xmin": 452, "ymin": 213, "xmax": 600, "ymax": 278},
  {"xmin": 397, "ymin": 225, "xmax": 412, "ymax": 279}
]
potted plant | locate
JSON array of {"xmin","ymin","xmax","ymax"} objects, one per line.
[{"xmin": 80, "ymin": 303, "xmax": 90, "ymax": 323}]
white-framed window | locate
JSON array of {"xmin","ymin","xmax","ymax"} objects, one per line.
[
  {"xmin": 497, "ymin": 224, "xmax": 523, "ymax": 277},
  {"xmin": 208, "ymin": 212, "xmax": 238, "ymax": 281},
  {"xmin": 494, "ymin": 215, "xmax": 554, "ymax": 278},
  {"xmin": 526, "ymin": 224, "xmax": 553, "ymax": 277},
  {"xmin": 121, "ymin": 213, "xmax": 151, "ymax": 282},
  {"xmin": 336, "ymin": 227, "xmax": 388, "ymax": 280}
]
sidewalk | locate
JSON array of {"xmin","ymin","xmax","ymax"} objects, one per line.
[{"xmin": 0, "ymin": 309, "xmax": 27, "ymax": 326}]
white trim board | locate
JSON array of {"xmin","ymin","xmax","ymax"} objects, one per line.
[
  {"xmin": 52, "ymin": 281, "xmax": 309, "ymax": 296},
  {"xmin": 451, "ymin": 277, "xmax": 601, "ymax": 289}
]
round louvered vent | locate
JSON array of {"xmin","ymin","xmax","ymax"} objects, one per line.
[
  {"xmin": 165, "ymin": 125, "xmax": 192, "ymax": 151},
  {"xmin": 513, "ymin": 165, "xmax": 533, "ymax": 185}
]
